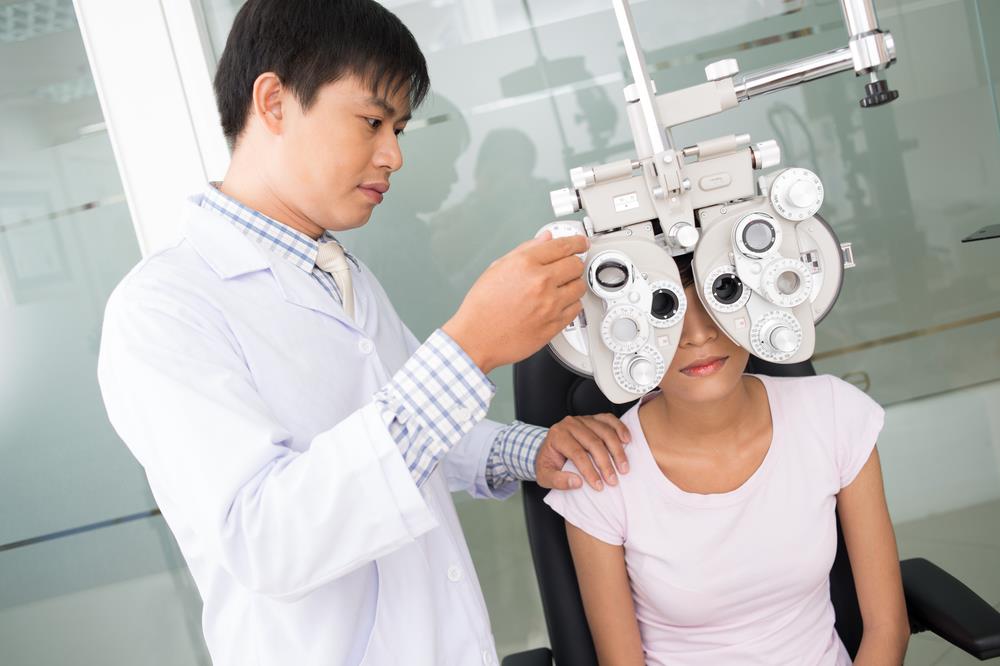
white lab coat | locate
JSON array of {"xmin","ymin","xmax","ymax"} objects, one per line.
[{"xmin": 98, "ymin": 196, "xmax": 517, "ymax": 666}]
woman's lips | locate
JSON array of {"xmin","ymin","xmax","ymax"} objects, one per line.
[{"xmin": 680, "ymin": 355, "xmax": 729, "ymax": 377}]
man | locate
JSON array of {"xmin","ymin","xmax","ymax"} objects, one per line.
[{"xmin": 97, "ymin": 1, "xmax": 629, "ymax": 664}]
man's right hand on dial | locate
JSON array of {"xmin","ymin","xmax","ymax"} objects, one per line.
[{"xmin": 443, "ymin": 232, "xmax": 588, "ymax": 374}]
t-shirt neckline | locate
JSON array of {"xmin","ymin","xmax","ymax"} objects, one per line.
[{"xmin": 625, "ymin": 374, "xmax": 780, "ymax": 508}]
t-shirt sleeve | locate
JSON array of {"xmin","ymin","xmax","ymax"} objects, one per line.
[
  {"xmin": 829, "ymin": 375, "xmax": 886, "ymax": 489},
  {"xmin": 543, "ymin": 460, "xmax": 627, "ymax": 546}
]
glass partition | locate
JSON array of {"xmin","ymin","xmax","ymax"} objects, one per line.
[{"xmin": 0, "ymin": 0, "xmax": 209, "ymax": 662}]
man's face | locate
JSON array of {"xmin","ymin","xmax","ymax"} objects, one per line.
[{"xmin": 271, "ymin": 75, "xmax": 411, "ymax": 234}]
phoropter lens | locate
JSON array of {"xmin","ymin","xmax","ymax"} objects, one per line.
[
  {"xmin": 595, "ymin": 261, "xmax": 629, "ymax": 290},
  {"xmin": 742, "ymin": 220, "xmax": 776, "ymax": 253},
  {"xmin": 712, "ymin": 274, "xmax": 743, "ymax": 305},
  {"xmin": 650, "ymin": 289, "xmax": 679, "ymax": 320},
  {"xmin": 775, "ymin": 270, "xmax": 801, "ymax": 295}
]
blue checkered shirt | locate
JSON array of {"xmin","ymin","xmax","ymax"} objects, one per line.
[{"xmin": 201, "ymin": 185, "xmax": 546, "ymax": 489}]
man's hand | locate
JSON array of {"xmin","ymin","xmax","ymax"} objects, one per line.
[
  {"xmin": 442, "ymin": 232, "xmax": 588, "ymax": 374},
  {"xmin": 536, "ymin": 414, "xmax": 631, "ymax": 491}
]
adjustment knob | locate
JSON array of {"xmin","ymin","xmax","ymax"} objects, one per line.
[
  {"xmin": 749, "ymin": 310, "xmax": 803, "ymax": 362},
  {"xmin": 860, "ymin": 78, "xmax": 899, "ymax": 108},
  {"xmin": 536, "ymin": 220, "xmax": 588, "ymax": 259},
  {"xmin": 769, "ymin": 325, "xmax": 799, "ymax": 353},
  {"xmin": 628, "ymin": 357, "xmax": 657, "ymax": 386},
  {"xmin": 570, "ymin": 166, "xmax": 596, "ymax": 189},
  {"xmin": 705, "ymin": 58, "xmax": 739, "ymax": 82},
  {"xmin": 769, "ymin": 168, "xmax": 824, "ymax": 221},
  {"xmin": 751, "ymin": 140, "xmax": 781, "ymax": 170},
  {"xmin": 550, "ymin": 188, "xmax": 581, "ymax": 217},
  {"xmin": 668, "ymin": 222, "xmax": 699, "ymax": 249}
]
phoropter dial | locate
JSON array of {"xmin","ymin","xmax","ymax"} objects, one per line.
[
  {"xmin": 750, "ymin": 310, "xmax": 804, "ymax": 362},
  {"xmin": 769, "ymin": 168, "xmax": 824, "ymax": 221}
]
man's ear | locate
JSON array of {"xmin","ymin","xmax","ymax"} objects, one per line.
[{"xmin": 251, "ymin": 72, "xmax": 285, "ymax": 136}]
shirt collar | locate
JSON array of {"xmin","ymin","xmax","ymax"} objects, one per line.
[{"xmin": 200, "ymin": 183, "xmax": 358, "ymax": 273}]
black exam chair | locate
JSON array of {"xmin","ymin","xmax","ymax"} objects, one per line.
[{"xmin": 503, "ymin": 347, "xmax": 1000, "ymax": 665}]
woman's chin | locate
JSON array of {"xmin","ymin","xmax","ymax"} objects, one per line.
[{"xmin": 663, "ymin": 366, "xmax": 745, "ymax": 402}]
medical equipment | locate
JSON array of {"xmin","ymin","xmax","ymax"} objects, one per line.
[{"xmin": 540, "ymin": 0, "xmax": 899, "ymax": 403}]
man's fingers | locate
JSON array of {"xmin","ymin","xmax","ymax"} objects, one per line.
[
  {"xmin": 581, "ymin": 416, "xmax": 630, "ymax": 474},
  {"xmin": 565, "ymin": 445, "xmax": 605, "ymax": 491},
  {"xmin": 557, "ymin": 298, "xmax": 584, "ymax": 325},
  {"xmin": 548, "ymin": 254, "xmax": 586, "ymax": 287},
  {"xmin": 519, "ymin": 230, "xmax": 551, "ymax": 248},
  {"xmin": 542, "ymin": 470, "xmax": 584, "ymax": 491},
  {"xmin": 528, "ymin": 235, "xmax": 589, "ymax": 265},
  {"xmin": 566, "ymin": 423, "xmax": 619, "ymax": 487},
  {"xmin": 591, "ymin": 412, "xmax": 632, "ymax": 444},
  {"xmin": 556, "ymin": 277, "xmax": 587, "ymax": 306}
]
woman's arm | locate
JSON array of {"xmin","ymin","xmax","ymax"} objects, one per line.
[
  {"xmin": 565, "ymin": 523, "xmax": 645, "ymax": 666},
  {"xmin": 837, "ymin": 446, "xmax": 910, "ymax": 664}
]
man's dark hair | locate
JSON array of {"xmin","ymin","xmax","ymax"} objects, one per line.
[{"xmin": 214, "ymin": 0, "xmax": 430, "ymax": 149}]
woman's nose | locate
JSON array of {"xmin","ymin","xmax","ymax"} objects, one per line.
[{"xmin": 680, "ymin": 298, "xmax": 719, "ymax": 348}]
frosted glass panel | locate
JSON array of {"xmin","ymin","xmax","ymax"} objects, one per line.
[{"xmin": 0, "ymin": 0, "xmax": 209, "ymax": 662}]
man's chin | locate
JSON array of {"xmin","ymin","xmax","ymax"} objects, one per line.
[{"xmin": 325, "ymin": 211, "xmax": 373, "ymax": 233}]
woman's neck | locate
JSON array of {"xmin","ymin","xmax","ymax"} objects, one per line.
[{"xmin": 651, "ymin": 376, "xmax": 766, "ymax": 454}]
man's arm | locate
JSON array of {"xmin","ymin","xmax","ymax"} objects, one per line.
[
  {"xmin": 375, "ymin": 328, "xmax": 497, "ymax": 487},
  {"xmin": 99, "ymin": 285, "xmax": 443, "ymax": 602}
]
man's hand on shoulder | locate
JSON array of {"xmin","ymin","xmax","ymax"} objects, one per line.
[{"xmin": 535, "ymin": 414, "xmax": 631, "ymax": 491}]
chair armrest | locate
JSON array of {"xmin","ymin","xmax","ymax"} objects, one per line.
[
  {"xmin": 501, "ymin": 647, "xmax": 553, "ymax": 666},
  {"xmin": 901, "ymin": 557, "xmax": 1000, "ymax": 659}
]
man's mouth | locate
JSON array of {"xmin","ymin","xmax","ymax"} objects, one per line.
[{"xmin": 358, "ymin": 181, "xmax": 389, "ymax": 204}]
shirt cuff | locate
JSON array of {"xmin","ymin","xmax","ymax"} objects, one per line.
[
  {"xmin": 375, "ymin": 328, "xmax": 496, "ymax": 486},
  {"xmin": 486, "ymin": 421, "xmax": 548, "ymax": 490}
]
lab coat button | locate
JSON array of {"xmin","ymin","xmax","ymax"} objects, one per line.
[
  {"xmin": 482, "ymin": 650, "xmax": 495, "ymax": 665},
  {"xmin": 447, "ymin": 565, "xmax": 462, "ymax": 582},
  {"xmin": 358, "ymin": 339, "xmax": 374, "ymax": 354}
]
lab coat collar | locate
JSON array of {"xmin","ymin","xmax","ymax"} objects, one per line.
[
  {"xmin": 184, "ymin": 194, "xmax": 271, "ymax": 279},
  {"xmin": 183, "ymin": 194, "xmax": 366, "ymax": 329}
]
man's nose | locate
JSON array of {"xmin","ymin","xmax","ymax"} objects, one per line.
[{"xmin": 376, "ymin": 134, "xmax": 403, "ymax": 172}]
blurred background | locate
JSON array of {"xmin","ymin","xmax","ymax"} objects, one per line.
[{"xmin": 1, "ymin": 0, "xmax": 998, "ymax": 663}]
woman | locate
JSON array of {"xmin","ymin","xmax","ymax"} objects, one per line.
[{"xmin": 545, "ymin": 255, "xmax": 909, "ymax": 665}]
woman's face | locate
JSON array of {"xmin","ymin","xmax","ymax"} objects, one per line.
[{"xmin": 658, "ymin": 284, "xmax": 750, "ymax": 403}]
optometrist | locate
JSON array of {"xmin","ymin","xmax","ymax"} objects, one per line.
[{"xmin": 97, "ymin": 1, "xmax": 631, "ymax": 665}]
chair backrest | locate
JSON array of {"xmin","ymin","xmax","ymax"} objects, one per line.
[{"xmin": 513, "ymin": 348, "xmax": 864, "ymax": 665}]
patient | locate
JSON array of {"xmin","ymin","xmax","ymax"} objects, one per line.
[{"xmin": 545, "ymin": 254, "xmax": 909, "ymax": 665}]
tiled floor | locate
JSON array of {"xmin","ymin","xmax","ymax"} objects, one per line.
[{"xmin": 896, "ymin": 499, "xmax": 1000, "ymax": 665}]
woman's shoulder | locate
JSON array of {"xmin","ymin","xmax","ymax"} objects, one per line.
[{"xmin": 756, "ymin": 373, "xmax": 873, "ymax": 407}]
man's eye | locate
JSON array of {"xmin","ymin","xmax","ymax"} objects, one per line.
[
  {"xmin": 366, "ymin": 118, "xmax": 382, "ymax": 130},
  {"xmin": 394, "ymin": 128, "xmax": 405, "ymax": 137}
]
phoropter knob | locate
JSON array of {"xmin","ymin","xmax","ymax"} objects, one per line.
[
  {"xmin": 769, "ymin": 168, "xmax": 824, "ymax": 221},
  {"xmin": 550, "ymin": 188, "xmax": 581, "ymax": 218},
  {"xmin": 860, "ymin": 79, "xmax": 899, "ymax": 108},
  {"xmin": 751, "ymin": 140, "xmax": 781, "ymax": 170},
  {"xmin": 705, "ymin": 59, "xmax": 739, "ymax": 82}
]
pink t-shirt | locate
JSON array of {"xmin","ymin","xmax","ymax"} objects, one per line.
[{"xmin": 545, "ymin": 374, "xmax": 885, "ymax": 666}]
